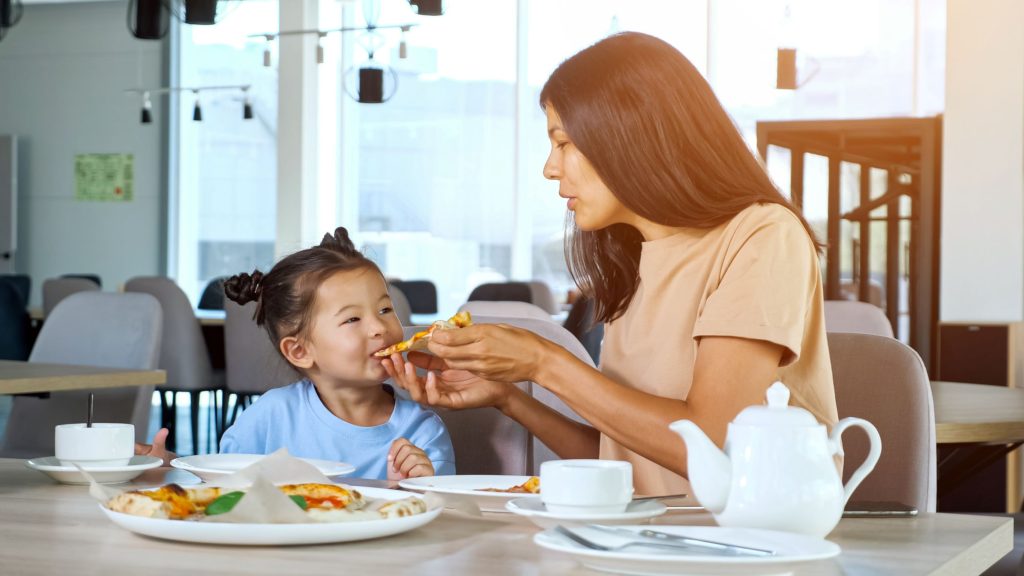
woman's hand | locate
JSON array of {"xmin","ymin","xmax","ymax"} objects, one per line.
[
  {"xmin": 383, "ymin": 352, "xmax": 513, "ymax": 411},
  {"xmin": 134, "ymin": 428, "xmax": 177, "ymax": 466},
  {"xmin": 425, "ymin": 323, "xmax": 554, "ymax": 383},
  {"xmin": 386, "ymin": 438, "xmax": 434, "ymax": 480}
]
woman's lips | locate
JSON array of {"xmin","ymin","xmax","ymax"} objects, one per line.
[{"xmin": 567, "ymin": 198, "xmax": 577, "ymax": 210}]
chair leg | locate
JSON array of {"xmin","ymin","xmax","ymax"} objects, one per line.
[
  {"xmin": 190, "ymin": 391, "xmax": 200, "ymax": 457},
  {"xmin": 164, "ymin": 391, "xmax": 177, "ymax": 453}
]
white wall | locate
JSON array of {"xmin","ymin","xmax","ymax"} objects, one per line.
[
  {"xmin": 0, "ymin": 1, "xmax": 164, "ymax": 306},
  {"xmin": 941, "ymin": 0, "xmax": 1024, "ymax": 322}
]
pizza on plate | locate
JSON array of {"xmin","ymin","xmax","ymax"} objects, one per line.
[
  {"xmin": 477, "ymin": 476, "xmax": 540, "ymax": 494},
  {"xmin": 374, "ymin": 311, "xmax": 473, "ymax": 357},
  {"xmin": 105, "ymin": 482, "xmax": 426, "ymax": 522}
]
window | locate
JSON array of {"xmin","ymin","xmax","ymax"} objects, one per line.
[{"xmin": 174, "ymin": 1, "xmax": 279, "ymax": 303}]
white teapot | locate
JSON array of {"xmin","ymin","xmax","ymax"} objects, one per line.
[{"xmin": 669, "ymin": 381, "xmax": 882, "ymax": 538}]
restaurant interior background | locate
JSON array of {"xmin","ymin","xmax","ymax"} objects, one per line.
[{"xmin": 2, "ymin": 0, "xmax": 1024, "ymax": 511}]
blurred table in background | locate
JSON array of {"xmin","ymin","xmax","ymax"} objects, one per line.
[{"xmin": 0, "ymin": 360, "xmax": 165, "ymax": 395}]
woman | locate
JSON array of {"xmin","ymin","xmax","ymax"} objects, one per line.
[{"xmin": 383, "ymin": 32, "xmax": 837, "ymax": 496}]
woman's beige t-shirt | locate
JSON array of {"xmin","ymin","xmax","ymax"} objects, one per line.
[{"xmin": 599, "ymin": 203, "xmax": 838, "ymax": 496}]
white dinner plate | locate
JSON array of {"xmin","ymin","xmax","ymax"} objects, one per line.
[
  {"xmin": 100, "ymin": 486, "xmax": 442, "ymax": 545},
  {"xmin": 534, "ymin": 524, "xmax": 841, "ymax": 576},
  {"xmin": 398, "ymin": 475, "xmax": 539, "ymax": 511},
  {"xmin": 170, "ymin": 454, "xmax": 355, "ymax": 482},
  {"xmin": 506, "ymin": 497, "xmax": 666, "ymax": 529},
  {"xmin": 26, "ymin": 455, "xmax": 162, "ymax": 485}
]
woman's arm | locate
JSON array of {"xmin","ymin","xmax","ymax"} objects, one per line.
[{"xmin": 428, "ymin": 325, "xmax": 784, "ymax": 477}]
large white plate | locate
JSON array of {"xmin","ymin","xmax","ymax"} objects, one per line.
[
  {"xmin": 26, "ymin": 456, "xmax": 162, "ymax": 485},
  {"xmin": 100, "ymin": 486, "xmax": 442, "ymax": 546},
  {"xmin": 170, "ymin": 454, "xmax": 355, "ymax": 482},
  {"xmin": 398, "ymin": 475, "xmax": 539, "ymax": 511},
  {"xmin": 507, "ymin": 497, "xmax": 666, "ymax": 529},
  {"xmin": 534, "ymin": 524, "xmax": 841, "ymax": 576}
]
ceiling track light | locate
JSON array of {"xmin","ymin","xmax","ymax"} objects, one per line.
[
  {"xmin": 124, "ymin": 84, "xmax": 252, "ymax": 124},
  {"xmin": 141, "ymin": 91, "xmax": 153, "ymax": 124},
  {"xmin": 242, "ymin": 87, "xmax": 253, "ymax": 120},
  {"xmin": 252, "ymin": 14, "xmax": 430, "ymax": 103}
]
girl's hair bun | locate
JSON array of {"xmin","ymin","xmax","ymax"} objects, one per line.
[
  {"xmin": 319, "ymin": 227, "xmax": 357, "ymax": 254},
  {"xmin": 223, "ymin": 270, "xmax": 264, "ymax": 305}
]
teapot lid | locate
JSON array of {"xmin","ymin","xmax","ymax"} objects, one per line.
[{"xmin": 732, "ymin": 381, "xmax": 820, "ymax": 427}]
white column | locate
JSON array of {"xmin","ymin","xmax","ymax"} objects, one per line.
[
  {"xmin": 276, "ymin": 0, "xmax": 320, "ymax": 259},
  {"xmin": 940, "ymin": 0, "xmax": 1024, "ymax": 322},
  {"xmin": 510, "ymin": 0, "xmax": 532, "ymax": 280}
]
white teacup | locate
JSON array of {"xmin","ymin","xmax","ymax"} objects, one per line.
[
  {"xmin": 540, "ymin": 459, "xmax": 633, "ymax": 515},
  {"xmin": 55, "ymin": 423, "xmax": 135, "ymax": 468}
]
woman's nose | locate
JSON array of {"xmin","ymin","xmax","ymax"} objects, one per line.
[{"xmin": 543, "ymin": 155, "xmax": 560, "ymax": 180}]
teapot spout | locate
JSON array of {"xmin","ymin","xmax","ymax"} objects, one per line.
[{"xmin": 669, "ymin": 420, "xmax": 731, "ymax": 513}]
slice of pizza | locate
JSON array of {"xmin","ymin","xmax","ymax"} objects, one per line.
[
  {"xmin": 374, "ymin": 311, "xmax": 473, "ymax": 357},
  {"xmin": 107, "ymin": 484, "xmax": 223, "ymax": 519}
]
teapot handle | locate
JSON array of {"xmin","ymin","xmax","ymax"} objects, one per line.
[{"xmin": 829, "ymin": 417, "xmax": 883, "ymax": 505}]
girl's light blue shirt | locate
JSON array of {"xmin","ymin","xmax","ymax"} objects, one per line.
[{"xmin": 220, "ymin": 380, "xmax": 455, "ymax": 479}]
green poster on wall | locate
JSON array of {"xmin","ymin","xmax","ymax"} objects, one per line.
[{"xmin": 74, "ymin": 154, "xmax": 134, "ymax": 201}]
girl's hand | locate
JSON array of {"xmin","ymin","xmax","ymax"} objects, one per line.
[
  {"xmin": 426, "ymin": 323, "xmax": 554, "ymax": 383},
  {"xmin": 383, "ymin": 352, "xmax": 512, "ymax": 411},
  {"xmin": 134, "ymin": 428, "xmax": 177, "ymax": 466},
  {"xmin": 386, "ymin": 438, "xmax": 434, "ymax": 480}
]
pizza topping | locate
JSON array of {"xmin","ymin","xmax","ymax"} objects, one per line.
[{"xmin": 477, "ymin": 476, "xmax": 540, "ymax": 494}]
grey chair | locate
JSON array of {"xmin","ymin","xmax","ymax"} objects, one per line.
[
  {"xmin": 389, "ymin": 280, "xmax": 438, "ymax": 314},
  {"xmin": 198, "ymin": 276, "xmax": 229, "ymax": 311},
  {"xmin": 42, "ymin": 277, "xmax": 100, "ymax": 317},
  {"xmin": 824, "ymin": 300, "xmax": 894, "ymax": 338},
  {"xmin": 0, "ymin": 274, "xmax": 30, "ymax": 308},
  {"xmin": 527, "ymin": 280, "xmax": 560, "ymax": 314},
  {"xmin": 0, "ymin": 292, "xmax": 162, "ymax": 458},
  {"xmin": 396, "ymin": 316, "xmax": 593, "ymax": 476},
  {"xmin": 828, "ymin": 332, "xmax": 936, "ymax": 513},
  {"xmin": 125, "ymin": 276, "xmax": 224, "ymax": 456},
  {"xmin": 467, "ymin": 282, "xmax": 532, "ymax": 304},
  {"xmin": 562, "ymin": 295, "xmax": 604, "ymax": 364},
  {"xmin": 60, "ymin": 273, "xmax": 102, "ymax": 288},
  {"xmin": 458, "ymin": 300, "xmax": 553, "ymax": 322},
  {"xmin": 0, "ymin": 279, "xmax": 30, "ymax": 361},
  {"xmin": 222, "ymin": 299, "xmax": 301, "ymax": 429},
  {"xmin": 388, "ymin": 283, "xmax": 413, "ymax": 326}
]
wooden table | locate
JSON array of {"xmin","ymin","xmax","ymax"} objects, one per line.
[
  {"xmin": 933, "ymin": 381, "xmax": 1024, "ymax": 509},
  {"xmin": 933, "ymin": 381, "xmax": 1024, "ymax": 444},
  {"xmin": 0, "ymin": 360, "xmax": 166, "ymax": 395},
  {"xmin": 0, "ymin": 459, "xmax": 1011, "ymax": 575}
]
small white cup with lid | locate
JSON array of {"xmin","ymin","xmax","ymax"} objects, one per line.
[{"xmin": 540, "ymin": 459, "xmax": 633, "ymax": 515}]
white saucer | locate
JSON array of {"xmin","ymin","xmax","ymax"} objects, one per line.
[
  {"xmin": 534, "ymin": 524, "xmax": 841, "ymax": 575},
  {"xmin": 170, "ymin": 454, "xmax": 355, "ymax": 482},
  {"xmin": 506, "ymin": 497, "xmax": 667, "ymax": 528},
  {"xmin": 25, "ymin": 455, "xmax": 162, "ymax": 485}
]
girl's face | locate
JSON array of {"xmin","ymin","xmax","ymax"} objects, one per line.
[
  {"xmin": 298, "ymin": 267, "xmax": 403, "ymax": 387},
  {"xmin": 542, "ymin": 106, "xmax": 634, "ymax": 231}
]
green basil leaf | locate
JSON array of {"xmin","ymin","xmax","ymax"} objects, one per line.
[
  {"xmin": 205, "ymin": 491, "xmax": 245, "ymax": 516},
  {"xmin": 289, "ymin": 494, "xmax": 308, "ymax": 510}
]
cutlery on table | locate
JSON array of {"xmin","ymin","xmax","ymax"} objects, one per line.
[
  {"xmin": 557, "ymin": 522, "xmax": 770, "ymax": 553},
  {"xmin": 584, "ymin": 524, "xmax": 775, "ymax": 557}
]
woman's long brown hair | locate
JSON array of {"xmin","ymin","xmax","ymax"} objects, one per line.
[{"xmin": 540, "ymin": 32, "xmax": 819, "ymax": 324}]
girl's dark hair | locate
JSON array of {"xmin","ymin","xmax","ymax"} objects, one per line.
[
  {"xmin": 540, "ymin": 32, "xmax": 820, "ymax": 324},
  {"xmin": 223, "ymin": 227, "xmax": 379, "ymax": 347}
]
